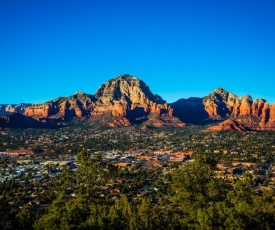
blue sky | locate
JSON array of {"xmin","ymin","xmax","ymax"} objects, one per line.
[{"xmin": 1, "ymin": 0, "xmax": 275, "ymax": 104}]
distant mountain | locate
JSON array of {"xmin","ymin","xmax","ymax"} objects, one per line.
[
  {"xmin": 0, "ymin": 103, "xmax": 32, "ymax": 115},
  {"xmin": 24, "ymin": 75, "xmax": 185, "ymax": 128},
  {"xmin": 171, "ymin": 87, "xmax": 275, "ymax": 130},
  {"xmin": 2, "ymin": 75, "xmax": 274, "ymax": 131}
]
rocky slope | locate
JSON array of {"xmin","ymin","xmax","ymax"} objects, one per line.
[
  {"xmin": 171, "ymin": 88, "xmax": 275, "ymax": 130},
  {"xmin": 204, "ymin": 119, "xmax": 249, "ymax": 132},
  {"xmin": 24, "ymin": 75, "xmax": 185, "ymax": 128}
]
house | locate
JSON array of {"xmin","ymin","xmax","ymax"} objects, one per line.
[
  {"xmin": 173, "ymin": 151, "xmax": 194, "ymax": 158},
  {"xmin": 5, "ymin": 149, "xmax": 35, "ymax": 159},
  {"xmin": 137, "ymin": 155, "xmax": 152, "ymax": 160},
  {"xmin": 113, "ymin": 162, "xmax": 131, "ymax": 168},
  {"xmin": 169, "ymin": 156, "xmax": 187, "ymax": 163}
]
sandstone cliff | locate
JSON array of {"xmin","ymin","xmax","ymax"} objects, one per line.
[
  {"xmin": 202, "ymin": 88, "xmax": 254, "ymax": 118},
  {"xmin": 261, "ymin": 103, "xmax": 275, "ymax": 130},
  {"xmin": 24, "ymin": 92, "xmax": 96, "ymax": 122}
]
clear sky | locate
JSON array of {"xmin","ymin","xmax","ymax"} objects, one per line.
[{"xmin": 1, "ymin": 0, "xmax": 275, "ymax": 104}]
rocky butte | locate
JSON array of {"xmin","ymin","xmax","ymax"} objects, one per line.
[{"xmin": 204, "ymin": 119, "xmax": 249, "ymax": 132}]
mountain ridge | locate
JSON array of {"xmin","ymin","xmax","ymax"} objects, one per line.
[
  {"xmin": 171, "ymin": 87, "xmax": 275, "ymax": 130},
  {"xmin": 23, "ymin": 74, "xmax": 184, "ymax": 128},
  {"xmin": 1, "ymin": 75, "xmax": 275, "ymax": 130}
]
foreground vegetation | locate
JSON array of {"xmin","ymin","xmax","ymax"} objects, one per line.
[{"xmin": 1, "ymin": 151, "xmax": 275, "ymax": 230}]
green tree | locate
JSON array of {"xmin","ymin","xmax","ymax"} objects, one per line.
[
  {"xmin": 170, "ymin": 154, "xmax": 229, "ymax": 228},
  {"xmin": 76, "ymin": 151, "xmax": 107, "ymax": 196},
  {"xmin": 34, "ymin": 194, "xmax": 67, "ymax": 230},
  {"xmin": 0, "ymin": 197, "xmax": 17, "ymax": 229},
  {"xmin": 18, "ymin": 204, "xmax": 36, "ymax": 230}
]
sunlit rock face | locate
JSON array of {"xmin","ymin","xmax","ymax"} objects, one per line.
[{"xmin": 204, "ymin": 119, "xmax": 249, "ymax": 132}]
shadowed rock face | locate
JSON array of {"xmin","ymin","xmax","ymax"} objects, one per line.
[
  {"xmin": 170, "ymin": 97, "xmax": 209, "ymax": 124},
  {"xmin": 0, "ymin": 113, "xmax": 51, "ymax": 129},
  {"xmin": 24, "ymin": 75, "xmax": 184, "ymax": 128}
]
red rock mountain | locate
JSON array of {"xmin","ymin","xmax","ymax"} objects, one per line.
[
  {"xmin": 204, "ymin": 119, "xmax": 249, "ymax": 132},
  {"xmin": 24, "ymin": 92, "xmax": 96, "ymax": 122},
  {"xmin": 24, "ymin": 75, "xmax": 185, "ymax": 128},
  {"xmin": 7, "ymin": 77, "xmax": 273, "ymax": 131},
  {"xmin": 171, "ymin": 87, "xmax": 275, "ymax": 130}
]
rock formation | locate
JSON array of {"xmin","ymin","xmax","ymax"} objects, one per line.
[
  {"xmin": 171, "ymin": 87, "xmax": 275, "ymax": 130},
  {"xmin": 263, "ymin": 103, "xmax": 275, "ymax": 130},
  {"xmin": 203, "ymin": 88, "xmax": 232, "ymax": 118},
  {"xmin": 204, "ymin": 119, "xmax": 249, "ymax": 132},
  {"xmin": 259, "ymin": 102, "xmax": 270, "ymax": 128},
  {"xmin": 24, "ymin": 92, "xmax": 96, "ymax": 122},
  {"xmin": 3, "ymin": 75, "xmax": 273, "ymax": 131},
  {"xmin": 24, "ymin": 75, "xmax": 185, "ymax": 128}
]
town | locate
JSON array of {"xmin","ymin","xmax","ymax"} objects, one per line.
[
  {"xmin": 1, "ymin": 126, "xmax": 275, "ymax": 197},
  {"xmin": 1, "ymin": 126, "xmax": 275, "ymax": 229}
]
